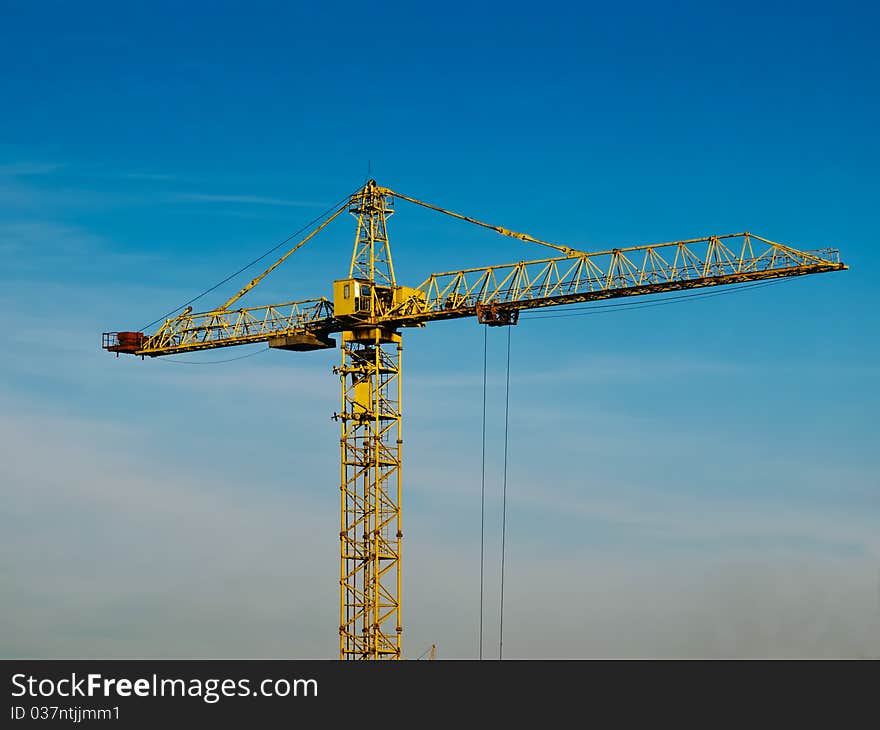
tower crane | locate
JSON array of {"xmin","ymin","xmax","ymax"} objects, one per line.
[{"xmin": 102, "ymin": 180, "xmax": 847, "ymax": 660}]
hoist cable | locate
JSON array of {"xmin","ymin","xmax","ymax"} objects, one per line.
[
  {"xmin": 499, "ymin": 325, "xmax": 511, "ymax": 660},
  {"xmin": 479, "ymin": 325, "xmax": 488, "ymax": 660}
]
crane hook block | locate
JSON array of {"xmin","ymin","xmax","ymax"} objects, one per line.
[{"xmin": 475, "ymin": 303, "xmax": 519, "ymax": 327}]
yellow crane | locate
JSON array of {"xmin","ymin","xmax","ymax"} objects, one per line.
[{"xmin": 102, "ymin": 180, "xmax": 847, "ymax": 660}]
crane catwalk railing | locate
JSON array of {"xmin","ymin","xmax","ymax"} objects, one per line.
[{"xmin": 391, "ymin": 233, "xmax": 844, "ymax": 323}]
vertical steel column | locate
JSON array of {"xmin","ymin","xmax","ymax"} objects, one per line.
[
  {"xmin": 338, "ymin": 180, "xmax": 402, "ymax": 659},
  {"xmin": 338, "ymin": 330, "xmax": 402, "ymax": 659}
]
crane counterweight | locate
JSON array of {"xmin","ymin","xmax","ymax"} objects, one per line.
[
  {"xmin": 268, "ymin": 332, "xmax": 336, "ymax": 351},
  {"xmin": 103, "ymin": 331, "xmax": 145, "ymax": 354}
]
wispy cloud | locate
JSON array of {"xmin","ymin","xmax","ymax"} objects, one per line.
[
  {"xmin": 0, "ymin": 161, "xmax": 66, "ymax": 177},
  {"xmin": 174, "ymin": 193, "xmax": 325, "ymax": 208},
  {"xmin": 0, "ymin": 161, "xmax": 196, "ymax": 184},
  {"xmin": 0, "ymin": 403, "xmax": 337, "ymax": 658},
  {"xmin": 0, "ymin": 162, "xmax": 325, "ymax": 211},
  {"xmin": 0, "ymin": 220, "xmax": 101, "ymax": 255},
  {"xmin": 507, "ymin": 474, "xmax": 880, "ymax": 554},
  {"xmin": 118, "ymin": 172, "xmax": 184, "ymax": 182},
  {"xmin": 0, "ymin": 220, "xmax": 157, "ymax": 270}
]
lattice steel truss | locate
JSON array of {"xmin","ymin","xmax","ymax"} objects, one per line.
[
  {"xmin": 349, "ymin": 182, "xmax": 395, "ymax": 286},
  {"xmin": 336, "ymin": 330, "xmax": 402, "ymax": 660}
]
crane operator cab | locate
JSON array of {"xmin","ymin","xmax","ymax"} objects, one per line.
[
  {"xmin": 333, "ymin": 278, "xmax": 427, "ymax": 320},
  {"xmin": 334, "ymin": 278, "xmax": 378, "ymax": 317}
]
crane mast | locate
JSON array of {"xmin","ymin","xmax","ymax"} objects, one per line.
[
  {"xmin": 337, "ymin": 182, "xmax": 403, "ymax": 659},
  {"xmin": 102, "ymin": 179, "xmax": 848, "ymax": 660}
]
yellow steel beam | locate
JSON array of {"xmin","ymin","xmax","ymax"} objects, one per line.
[
  {"xmin": 384, "ymin": 233, "xmax": 846, "ymax": 325},
  {"xmin": 110, "ymin": 298, "xmax": 335, "ymax": 356}
]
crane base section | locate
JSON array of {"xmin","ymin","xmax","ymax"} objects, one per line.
[{"xmin": 269, "ymin": 332, "xmax": 337, "ymax": 351}]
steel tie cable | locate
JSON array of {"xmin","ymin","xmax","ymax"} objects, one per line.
[
  {"xmin": 139, "ymin": 186, "xmax": 360, "ymax": 330},
  {"xmin": 499, "ymin": 325, "xmax": 511, "ymax": 660},
  {"xmin": 479, "ymin": 324, "xmax": 488, "ymax": 659}
]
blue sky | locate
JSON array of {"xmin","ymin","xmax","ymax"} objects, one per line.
[{"xmin": 1, "ymin": 0, "xmax": 878, "ymax": 658}]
